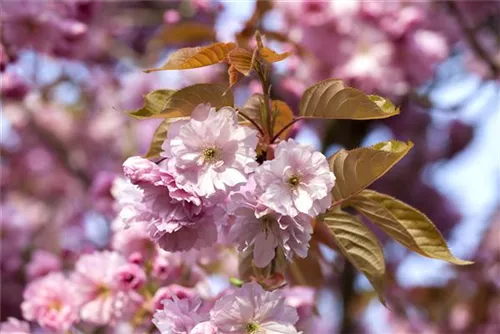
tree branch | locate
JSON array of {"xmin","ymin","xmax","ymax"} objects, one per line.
[{"xmin": 446, "ymin": 1, "xmax": 500, "ymax": 77}]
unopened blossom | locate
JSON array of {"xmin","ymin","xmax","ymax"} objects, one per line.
[
  {"xmin": 21, "ymin": 272, "xmax": 80, "ymax": 332},
  {"xmin": 254, "ymin": 139, "xmax": 335, "ymax": 218},
  {"xmin": 115, "ymin": 263, "xmax": 146, "ymax": 291},
  {"xmin": 122, "ymin": 156, "xmax": 217, "ymax": 252},
  {"xmin": 71, "ymin": 251, "xmax": 142, "ymax": 325},
  {"xmin": 228, "ymin": 188, "xmax": 313, "ymax": 268},
  {"xmin": 25, "ymin": 249, "xmax": 61, "ymax": 281},
  {"xmin": 161, "ymin": 104, "xmax": 258, "ymax": 198},
  {"xmin": 0, "ymin": 318, "xmax": 30, "ymax": 334},
  {"xmin": 210, "ymin": 282, "xmax": 300, "ymax": 334},
  {"xmin": 153, "ymin": 296, "xmax": 209, "ymax": 334},
  {"xmin": 152, "ymin": 251, "xmax": 183, "ymax": 281},
  {"xmin": 152, "ymin": 285, "xmax": 197, "ymax": 310}
]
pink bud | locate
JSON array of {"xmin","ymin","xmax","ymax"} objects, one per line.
[
  {"xmin": 128, "ymin": 251, "xmax": 143, "ymax": 265},
  {"xmin": 115, "ymin": 263, "xmax": 146, "ymax": 291},
  {"xmin": 152, "ymin": 285, "xmax": 196, "ymax": 310}
]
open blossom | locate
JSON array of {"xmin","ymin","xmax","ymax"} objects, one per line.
[
  {"xmin": 161, "ymin": 104, "xmax": 258, "ymax": 198},
  {"xmin": 153, "ymin": 296, "xmax": 209, "ymax": 334},
  {"xmin": 0, "ymin": 318, "xmax": 30, "ymax": 334},
  {"xmin": 21, "ymin": 272, "xmax": 80, "ymax": 332},
  {"xmin": 254, "ymin": 139, "xmax": 335, "ymax": 217},
  {"xmin": 25, "ymin": 249, "xmax": 62, "ymax": 281},
  {"xmin": 228, "ymin": 188, "xmax": 313, "ymax": 268},
  {"xmin": 71, "ymin": 251, "xmax": 142, "ymax": 325},
  {"xmin": 122, "ymin": 156, "xmax": 217, "ymax": 252},
  {"xmin": 210, "ymin": 282, "xmax": 299, "ymax": 334}
]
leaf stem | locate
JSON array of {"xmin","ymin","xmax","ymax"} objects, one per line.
[
  {"xmin": 270, "ymin": 116, "xmax": 305, "ymax": 143},
  {"xmin": 238, "ymin": 110, "xmax": 265, "ymax": 136},
  {"xmin": 256, "ymin": 62, "xmax": 273, "ymax": 139}
]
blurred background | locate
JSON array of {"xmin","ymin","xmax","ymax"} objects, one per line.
[{"xmin": 1, "ymin": 1, "xmax": 499, "ymax": 333}]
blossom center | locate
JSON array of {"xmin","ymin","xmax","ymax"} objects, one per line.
[
  {"xmin": 287, "ymin": 175, "xmax": 300, "ymax": 189},
  {"xmin": 246, "ymin": 322, "xmax": 260, "ymax": 333},
  {"xmin": 203, "ymin": 147, "xmax": 220, "ymax": 163}
]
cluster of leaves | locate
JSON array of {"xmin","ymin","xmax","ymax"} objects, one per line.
[{"xmin": 126, "ymin": 32, "xmax": 471, "ymax": 304}]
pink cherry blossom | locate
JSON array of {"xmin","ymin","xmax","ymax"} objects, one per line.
[
  {"xmin": 71, "ymin": 251, "xmax": 142, "ymax": 325},
  {"xmin": 21, "ymin": 272, "xmax": 80, "ymax": 332},
  {"xmin": 190, "ymin": 321, "xmax": 217, "ymax": 334},
  {"xmin": 152, "ymin": 285, "xmax": 197, "ymax": 310},
  {"xmin": 228, "ymin": 188, "xmax": 313, "ymax": 268},
  {"xmin": 115, "ymin": 263, "xmax": 146, "ymax": 291},
  {"xmin": 0, "ymin": 318, "xmax": 30, "ymax": 334},
  {"xmin": 25, "ymin": 249, "xmax": 62, "ymax": 281},
  {"xmin": 161, "ymin": 104, "xmax": 258, "ymax": 198},
  {"xmin": 121, "ymin": 156, "xmax": 218, "ymax": 252},
  {"xmin": 153, "ymin": 295, "xmax": 209, "ymax": 334},
  {"xmin": 210, "ymin": 282, "xmax": 300, "ymax": 334},
  {"xmin": 254, "ymin": 139, "xmax": 335, "ymax": 218}
]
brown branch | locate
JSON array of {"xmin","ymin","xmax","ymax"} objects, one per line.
[
  {"xmin": 27, "ymin": 110, "xmax": 92, "ymax": 187},
  {"xmin": 446, "ymin": 1, "xmax": 500, "ymax": 77}
]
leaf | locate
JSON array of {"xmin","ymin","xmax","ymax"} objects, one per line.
[
  {"xmin": 227, "ymin": 47, "xmax": 257, "ymax": 76},
  {"xmin": 149, "ymin": 22, "xmax": 217, "ymax": 46},
  {"xmin": 287, "ymin": 240, "xmax": 324, "ymax": 288},
  {"xmin": 227, "ymin": 65, "xmax": 242, "ymax": 90},
  {"xmin": 329, "ymin": 140, "xmax": 413, "ymax": 206},
  {"xmin": 350, "ymin": 190, "xmax": 472, "ymax": 265},
  {"xmin": 127, "ymin": 90, "xmax": 175, "ymax": 119},
  {"xmin": 321, "ymin": 209, "xmax": 386, "ymax": 303},
  {"xmin": 240, "ymin": 95, "xmax": 294, "ymax": 138},
  {"xmin": 155, "ymin": 84, "xmax": 234, "ymax": 119},
  {"xmin": 271, "ymin": 100, "xmax": 294, "ymax": 139},
  {"xmin": 259, "ymin": 46, "xmax": 291, "ymax": 63},
  {"xmin": 299, "ymin": 79, "xmax": 400, "ymax": 120},
  {"xmin": 143, "ymin": 119, "xmax": 178, "ymax": 159},
  {"xmin": 144, "ymin": 42, "xmax": 236, "ymax": 72}
]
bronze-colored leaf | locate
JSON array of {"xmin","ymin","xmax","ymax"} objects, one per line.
[
  {"xmin": 144, "ymin": 118, "xmax": 185, "ymax": 159},
  {"xmin": 227, "ymin": 65, "xmax": 242, "ymax": 91},
  {"xmin": 321, "ymin": 208, "xmax": 386, "ymax": 303},
  {"xmin": 227, "ymin": 47, "xmax": 257, "ymax": 76},
  {"xmin": 350, "ymin": 190, "xmax": 472, "ymax": 265},
  {"xmin": 287, "ymin": 240, "xmax": 324, "ymax": 288},
  {"xmin": 149, "ymin": 22, "xmax": 217, "ymax": 46},
  {"xmin": 158, "ymin": 84, "xmax": 234, "ymax": 118},
  {"xmin": 299, "ymin": 79, "xmax": 400, "ymax": 120},
  {"xmin": 259, "ymin": 46, "xmax": 291, "ymax": 63},
  {"xmin": 144, "ymin": 42, "xmax": 236, "ymax": 72},
  {"xmin": 329, "ymin": 140, "xmax": 413, "ymax": 206},
  {"xmin": 240, "ymin": 93, "xmax": 264, "ymax": 127},
  {"xmin": 127, "ymin": 90, "xmax": 175, "ymax": 119},
  {"xmin": 271, "ymin": 100, "xmax": 294, "ymax": 139}
]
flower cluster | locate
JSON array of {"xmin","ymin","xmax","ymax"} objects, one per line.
[
  {"xmin": 153, "ymin": 281, "xmax": 300, "ymax": 334},
  {"xmin": 119, "ymin": 104, "xmax": 335, "ymax": 268}
]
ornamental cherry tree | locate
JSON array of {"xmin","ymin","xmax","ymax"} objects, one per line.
[{"xmin": 117, "ymin": 32, "xmax": 471, "ymax": 333}]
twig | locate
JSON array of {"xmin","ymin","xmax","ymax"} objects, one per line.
[
  {"xmin": 238, "ymin": 110, "xmax": 265, "ymax": 136},
  {"xmin": 446, "ymin": 1, "xmax": 500, "ymax": 77},
  {"xmin": 271, "ymin": 117, "xmax": 304, "ymax": 143},
  {"xmin": 26, "ymin": 110, "xmax": 92, "ymax": 187},
  {"xmin": 340, "ymin": 261, "xmax": 356, "ymax": 334}
]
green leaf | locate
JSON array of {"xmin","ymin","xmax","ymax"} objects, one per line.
[
  {"xmin": 299, "ymin": 79, "xmax": 400, "ymax": 120},
  {"xmin": 144, "ymin": 42, "xmax": 236, "ymax": 72},
  {"xmin": 350, "ymin": 190, "xmax": 473, "ymax": 265},
  {"xmin": 128, "ymin": 90, "xmax": 175, "ymax": 119},
  {"xmin": 321, "ymin": 208, "xmax": 386, "ymax": 303},
  {"xmin": 329, "ymin": 140, "xmax": 413, "ymax": 206}
]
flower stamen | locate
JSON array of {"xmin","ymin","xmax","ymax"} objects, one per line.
[
  {"xmin": 246, "ymin": 322, "xmax": 260, "ymax": 333},
  {"xmin": 288, "ymin": 175, "xmax": 300, "ymax": 189},
  {"xmin": 203, "ymin": 147, "xmax": 220, "ymax": 163}
]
